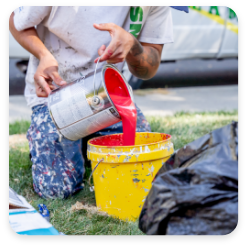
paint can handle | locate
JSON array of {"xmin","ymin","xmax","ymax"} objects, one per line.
[
  {"xmin": 88, "ymin": 158, "xmax": 104, "ymax": 191},
  {"xmin": 93, "ymin": 56, "xmax": 102, "ymax": 97}
]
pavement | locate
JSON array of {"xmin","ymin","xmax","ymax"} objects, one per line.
[
  {"xmin": 134, "ymin": 85, "xmax": 238, "ymax": 116},
  {"xmin": 9, "ymin": 95, "xmax": 32, "ymax": 123},
  {"xmin": 9, "ymin": 85, "xmax": 238, "ymax": 123}
]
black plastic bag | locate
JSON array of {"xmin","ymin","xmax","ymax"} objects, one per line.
[{"xmin": 139, "ymin": 122, "xmax": 238, "ymax": 235}]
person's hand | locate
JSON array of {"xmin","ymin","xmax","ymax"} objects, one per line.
[
  {"xmin": 34, "ymin": 53, "xmax": 66, "ymax": 97},
  {"xmin": 93, "ymin": 23, "xmax": 135, "ymax": 64}
]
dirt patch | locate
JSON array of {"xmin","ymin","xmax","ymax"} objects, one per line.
[
  {"xmin": 71, "ymin": 201, "xmax": 108, "ymax": 216},
  {"xmin": 9, "ymin": 134, "xmax": 28, "ymax": 149}
]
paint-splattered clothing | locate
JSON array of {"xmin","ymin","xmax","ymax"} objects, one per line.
[
  {"xmin": 26, "ymin": 104, "xmax": 84, "ymax": 199},
  {"xmin": 27, "ymin": 104, "xmax": 151, "ymax": 199}
]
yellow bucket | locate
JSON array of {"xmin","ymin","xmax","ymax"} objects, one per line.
[{"xmin": 87, "ymin": 132, "xmax": 174, "ymax": 221}]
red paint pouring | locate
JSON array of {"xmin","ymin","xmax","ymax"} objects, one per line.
[{"xmin": 103, "ymin": 68, "xmax": 137, "ymax": 146}]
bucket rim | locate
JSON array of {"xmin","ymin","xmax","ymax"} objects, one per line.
[{"xmin": 87, "ymin": 132, "xmax": 172, "ymax": 148}]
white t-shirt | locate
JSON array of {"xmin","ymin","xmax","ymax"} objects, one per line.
[{"xmin": 14, "ymin": 6, "xmax": 173, "ymax": 108}]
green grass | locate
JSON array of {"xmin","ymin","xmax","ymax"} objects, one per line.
[
  {"xmin": 9, "ymin": 143, "xmax": 142, "ymax": 235},
  {"xmin": 9, "ymin": 110, "xmax": 238, "ymax": 235},
  {"xmin": 147, "ymin": 110, "xmax": 238, "ymax": 150},
  {"xmin": 9, "ymin": 120, "xmax": 30, "ymax": 135}
]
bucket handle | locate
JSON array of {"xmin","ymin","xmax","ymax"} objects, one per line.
[
  {"xmin": 92, "ymin": 56, "xmax": 102, "ymax": 106},
  {"xmin": 88, "ymin": 158, "xmax": 104, "ymax": 191}
]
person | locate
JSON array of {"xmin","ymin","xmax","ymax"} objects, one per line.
[{"xmin": 9, "ymin": 6, "xmax": 173, "ymax": 199}]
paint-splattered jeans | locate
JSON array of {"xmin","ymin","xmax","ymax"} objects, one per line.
[{"xmin": 27, "ymin": 104, "xmax": 151, "ymax": 199}]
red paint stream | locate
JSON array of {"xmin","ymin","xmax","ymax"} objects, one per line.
[
  {"xmin": 105, "ymin": 68, "xmax": 137, "ymax": 146},
  {"xmin": 91, "ymin": 68, "xmax": 137, "ymax": 146}
]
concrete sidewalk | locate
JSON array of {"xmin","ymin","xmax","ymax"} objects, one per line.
[
  {"xmin": 9, "ymin": 85, "xmax": 238, "ymax": 123},
  {"xmin": 134, "ymin": 85, "xmax": 238, "ymax": 116},
  {"xmin": 9, "ymin": 95, "xmax": 32, "ymax": 123}
]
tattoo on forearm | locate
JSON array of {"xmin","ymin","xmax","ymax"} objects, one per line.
[
  {"xmin": 130, "ymin": 41, "xmax": 144, "ymax": 57},
  {"xmin": 127, "ymin": 38, "xmax": 160, "ymax": 79},
  {"xmin": 146, "ymin": 47, "xmax": 159, "ymax": 66},
  {"xmin": 133, "ymin": 65, "xmax": 149, "ymax": 78},
  {"xmin": 128, "ymin": 55, "xmax": 148, "ymax": 78}
]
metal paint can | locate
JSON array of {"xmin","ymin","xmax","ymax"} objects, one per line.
[{"xmin": 48, "ymin": 64, "xmax": 134, "ymax": 141}]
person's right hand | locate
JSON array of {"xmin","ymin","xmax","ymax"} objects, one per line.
[{"xmin": 34, "ymin": 53, "xmax": 66, "ymax": 97}]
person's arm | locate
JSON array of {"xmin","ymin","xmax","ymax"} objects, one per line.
[
  {"xmin": 126, "ymin": 39, "xmax": 163, "ymax": 80},
  {"xmin": 93, "ymin": 23, "xmax": 163, "ymax": 80},
  {"xmin": 9, "ymin": 12, "xmax": 66, "ymax": 97}
]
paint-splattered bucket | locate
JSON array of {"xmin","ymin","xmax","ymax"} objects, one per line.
[{"xmin": 87, "ymin": 132, "xmax": 174, "ymax": 221}]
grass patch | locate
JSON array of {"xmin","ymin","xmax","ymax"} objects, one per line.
[
  {"xmin": 9, "ymin": 110, "xmax": 238, "ymax": 235},
  {"xmin": 9, "ymin": 140, "xmax": 143, "ymax": 235},
  {"xmin": 9, "ymin": 120, "xmax": 30, "ymax": 135},
  {"xmin": 147, "ymin": 110, "xmax": 238, "ymax": 150}
]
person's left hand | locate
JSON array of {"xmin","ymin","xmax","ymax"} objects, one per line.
[{"xmin": 93, "ymin": 23, "xmax": 135, "ymax": 64}]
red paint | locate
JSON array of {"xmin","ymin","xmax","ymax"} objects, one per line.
[
  {"xmin": 104, "ymin": 68, "xmax": 137, "ymax": 146},
  {"xmin": 89, "ymin": 133, "xmax": 171, "ymax": 147},
  {"xmin": 108, "ymin": 50, "xmax": 113, "ymax": 55},
  {"xmin": 90, "ymin": 134, "xmax": 124, "ymax": 146}
]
